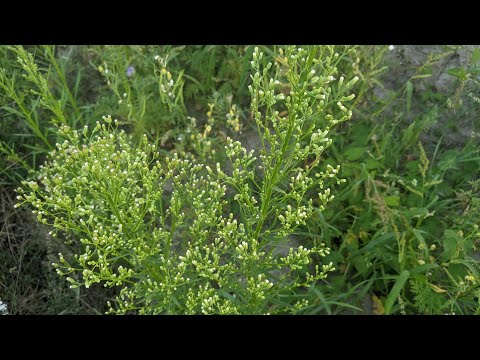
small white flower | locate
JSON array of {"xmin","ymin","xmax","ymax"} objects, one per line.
[{"xmin": 389, "ymin": 45, "xmax": 395, "ymax": 51}]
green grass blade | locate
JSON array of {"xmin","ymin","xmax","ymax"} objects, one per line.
[
  {"xmin": 406, "ymin": 80, "xmax": 413, "ymax": 114},
  {"xmin": 385, "ymin": 270, "xmax": 410, "ymax": 315}
]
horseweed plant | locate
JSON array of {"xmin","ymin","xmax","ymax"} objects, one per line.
[{"xmin": 17, "ymin": 46, "xmax": 358, "ymax": 314}]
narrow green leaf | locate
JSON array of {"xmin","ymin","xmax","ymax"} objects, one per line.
[
  {"xmin": 272, "ymin": 186, "xmax": 287, "ymax": 195},
  {"xmin": 406, "ymin": 81, "xmax": 413, "ymax": 113},
  {"xmin": 385, "ymin": 270, "xmax": 410, "ymax": 314},
  {"xmin": 2, "ymin": 105, "xmax": 24, "ymax": 118},
  {"xmin": 361, "ymin": 233, "xmax": 396, "ymax": 252},
  {"xmin": 327, "ymin": 301, "xmax": 363, "ymax": 312},
  {"xmin": 312, "ymin": 287, "xmax": 331, "ymax": 315},
  {"xmin": 412, "ymin": 228, "xmax": 429, "ymax": 257}
]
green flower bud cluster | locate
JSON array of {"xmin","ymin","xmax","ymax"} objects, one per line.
[{"xmin": 18, "ymin": 46, "xmax": 357, "ymax": 314}]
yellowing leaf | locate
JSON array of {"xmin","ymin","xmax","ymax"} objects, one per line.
[
  {"xmin": 275, "ymin": 56, "xmax": 288, "ymax": 66},
  {"xmin": 430, "ymin": 284, "xmax": 447, "ymax": 293},
  {"xmin": 372, "ymin": 294, "xmax": 385, "ymax": 315},
  {"xmin": 345, "ymin": 230, "xmax": 357, "ymax": 245},
  {"xmin": 358, "ymin": 231, "xmax": 369, "ymax": 240}
]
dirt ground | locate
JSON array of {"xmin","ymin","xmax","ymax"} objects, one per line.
[{"xmin": 381, "ymin": 45, "xmax": 480, "ymax": 149}]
